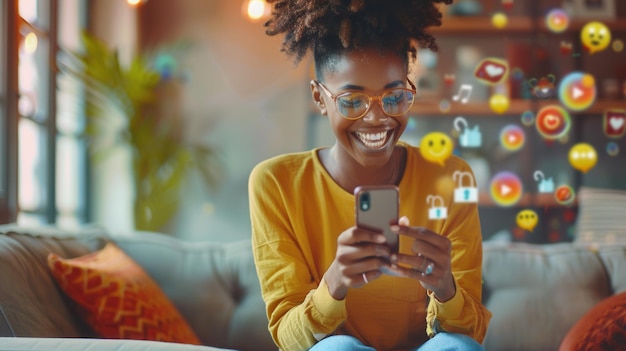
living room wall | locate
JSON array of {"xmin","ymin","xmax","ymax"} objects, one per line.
[{"xmin": 90, "ymin": 0, "xmax": 310, "ymax": 241}]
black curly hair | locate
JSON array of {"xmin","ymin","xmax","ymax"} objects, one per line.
[{"xmin": 265, "ymin": 0, "xmax": 453, "ymax": 80}]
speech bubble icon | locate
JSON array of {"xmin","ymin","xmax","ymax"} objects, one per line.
[
  {"xmin": 419, "ymin": 132, "xmax": 453, "ymax": 166},
  {"xmin": 569, "ymin": 142, "xmax": 597, "ymax": 173},
  {"xmin": 581, "ymin": 21, "xmax": 612, "ymax": 54},
  {"xmin": 516, "ymin": 209, "xmax": 538, "ymax": 232}
]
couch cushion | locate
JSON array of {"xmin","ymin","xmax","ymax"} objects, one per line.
[
  {"xmin": 48, "ymin": 242, "xmax": 201, "ymax": 344},
  {"xmin": 112, "ymin": 232, "xmax": 276, "ymax": 351},
  {"xmin": 0, "ymin": 337, "xmax": 234, "ymax": 351},
  {"xmin": 0, "ymin": 226, "xmax": 109, "ymax": 337},
  {"xmin": 559, "ymin": 291, "xmax": 626, "ymax": 351},
  {"xmin": 482, "ymin": 242, "xmax": 611, "ymax": 351}
]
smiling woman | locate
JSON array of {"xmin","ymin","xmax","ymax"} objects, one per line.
[{"xmin": 249, "ymin": 1, "xmax": 491, "ymax": 351}]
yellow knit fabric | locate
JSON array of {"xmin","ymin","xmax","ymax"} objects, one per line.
[{"xmin": 249, "ymin": 142, "xmax": 491, "ymax": 351}]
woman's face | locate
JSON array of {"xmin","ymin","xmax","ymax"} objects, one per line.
[{"xmin": 312, "ymin": 48, "xmax": 410, "ymax": 169}]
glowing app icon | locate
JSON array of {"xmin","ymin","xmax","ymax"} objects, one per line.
[
  {"xmin": 521, "ymin": 111, "xmax": 535, "ymax": 126},
  {"xmin": 569, "ymin": 142, "xmax": 597, "ymax": 173},
  {"xmin": 490, "ymin": 171, "xmax": 523, "ymax": 207},
  {"xmin": 516, "ymin": 209, "xmax": 538, "ymax": 232},
  {"xmin": 607, "ymin": 142, "xmax": 619, "ymax": 157},
  {"xmin": 420, "ymin": 132, "xmax": 453, "ymax": 166},
  {"xmin": 474, "ymin": 58, "xmax": 509, "ymax": 85},
  {"xmin": 500, "ymin": 125, "xmax": 525, "ymax": 151},
  {"xmin": 559, "ymin": 72, "xmax": 596, "ymax": 111},
  {"xmin": 603, "ymin": 109, "xmax": 626, "ymax": 138},
  {"xmin": 545, "ymin": 9, "xmax": 569, "ymax": 33},
  {"xmin": 555, "ymin": 185, "xmax": 575, "ymax": 206},
  {"xmin": 535, "ymin": 105, "xmax": 571, "ymax": 140},
  {"xmin": 581, "ymin": 21, "xmax": 612, "ymax": 54},
  {"xmin": 489, "ymin": 94, "xmax": 510, "ymax": 114},
  {"xmin": 453, "ymin": 117, "xmax": 482, "ymax": 148},
  {"xmin": 492, "ymin": 12, "xmax": 508, "ymax": 29}
]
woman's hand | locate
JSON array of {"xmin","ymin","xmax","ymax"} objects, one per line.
[
  {"xmin": 387, "ymin": 217, "xmax": 456, "ymax": 302},
  {"xmin": 323, "ymin": 226, "xmax": 392, "ymax": 300}
]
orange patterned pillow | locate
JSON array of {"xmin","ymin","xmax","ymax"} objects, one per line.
[{"xmin": 47, "ymin": 242, "xmax": 201, "ymax": 344}]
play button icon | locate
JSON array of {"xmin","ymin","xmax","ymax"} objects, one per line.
[
  {"xmin": 490, "ymin": 171, "xmax": 523, "ymax": 207},
  {"xmin": 559, "ymin": 71, "xmax": 596, "ymax": 111},
  {"xmin": 572, "ymin": 86, "xmax": 583, "ymax": 99},
  {"xmin": 501, "ymin": 184, "xmax": 512, "ymax": 196}
]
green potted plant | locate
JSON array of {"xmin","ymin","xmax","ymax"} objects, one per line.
[{"xmin": 59, "ymin": 32, "xmax": 221, "ymax": 232}]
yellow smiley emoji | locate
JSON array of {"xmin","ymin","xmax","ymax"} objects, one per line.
[
  {"xmin": 516, "ymin": 209, "xmax": 538, "ymax": 232},
  {"xmin": 581, "ymin": 21, "xmax": 612, "ymax": 54},
  {"xmin": 420, "ymin": 132, "xmax": 453, "ymax": 166}
]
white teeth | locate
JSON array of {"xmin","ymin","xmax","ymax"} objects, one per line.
[{"xmin": 355, "ymin": 131, "xmax": 390, "ymax": 149}]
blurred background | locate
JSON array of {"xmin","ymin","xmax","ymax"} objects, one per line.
[{"xmin": 1, "ymin": 0, "xmax": 625, "ymax": 243}]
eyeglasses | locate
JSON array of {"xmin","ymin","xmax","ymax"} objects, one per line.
[{"xmin": 315, "ymin": 79, "xmax": 417, "ymax": 120}]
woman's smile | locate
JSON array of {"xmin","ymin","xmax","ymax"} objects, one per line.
[{"xmin": 353, "ymin": 129, "xmax": 395, "ymax": 150}]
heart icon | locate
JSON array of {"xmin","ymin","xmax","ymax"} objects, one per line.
[
  {"xmin": 604, "ymin": 110, "xmax": 626, "ymax": 137},
  {"xmin": 485, "ymin": 64, "xmax": 504, "ymax": 78},
  {"xmin": 610, "ymin": 117, "xmax": 624, "ymax": 131},
  {"xmin": 543, "ymin": 114, "xmax": 560, "ymax": 130}
]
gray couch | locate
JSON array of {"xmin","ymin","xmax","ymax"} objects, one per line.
[
  {"xmin": 0, "ymin": 225, "xmax": 625, "ymax": 351},
  {"xmin": 0, "ymin": 225, "xmax": 276, "ymax": 351}
]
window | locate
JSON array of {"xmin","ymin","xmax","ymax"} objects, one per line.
[{"xmin": 1, "ymin": 0, "xmax": 88, "ymax": 227}]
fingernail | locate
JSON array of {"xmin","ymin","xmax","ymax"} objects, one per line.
[
  {"xmin": 391, "ymin": 225, "xmax": 400, "ymax": 232},
  {"xmin": 390, "ymin": 254, "xmax": 397, "ymax": 263},
  {"xmin": 376, "ymin": 235, "xmax": 386, "ymax": 243}
]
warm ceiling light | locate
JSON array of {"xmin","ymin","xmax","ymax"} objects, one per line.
[
  {"xmin": 127, "ymin": 0, "xmax": 147, "ymax": 7},
  {"xmin": 23, "ymin": 32, "xmax": 38, "ymax": 54},
  {"xmin": 244, "ymin": 0, "xmax": 270, "ymax": 22}
]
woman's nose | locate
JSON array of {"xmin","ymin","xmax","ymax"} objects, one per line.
[{"xmin": 361, "ymin": 101, "xmax": 388, "ymax": 124}]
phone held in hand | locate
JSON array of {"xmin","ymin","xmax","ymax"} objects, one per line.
[{"xmin": 354, "ymin": 185, "xmax": 400, "ymax": 252}]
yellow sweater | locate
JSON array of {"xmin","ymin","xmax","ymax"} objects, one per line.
[{"xmin": 249, "ymin": 142, "xmax": 491, "ymax": 351}]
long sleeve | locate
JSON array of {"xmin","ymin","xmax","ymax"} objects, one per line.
[
  {"xmin": 424, "ymin": 161, "xmax": 492, "ymax": 343},
  {"xmin": 249, "ymin": 157, "xmax": 348, "ymax": 351}
]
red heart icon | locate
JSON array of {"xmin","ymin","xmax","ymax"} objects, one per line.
[
  {"xmin": 502, "ymin": 0, "xmax": 514, "ymax": 10},
  {"xmin": 543, "ymin": 114, "xmax": 560, "ymax": 130}
]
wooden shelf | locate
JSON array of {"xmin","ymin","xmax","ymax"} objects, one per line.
[
  {"xmin": 410, "ymin": 99, "xmax": 626, "ymax": 116},
  {"xmin": 431, "ymin": 17, "xmax": 626, "ymax": 34},
  {"xmin": 478, "ymin": 192, "xmax": 578, "ymax": 208}
]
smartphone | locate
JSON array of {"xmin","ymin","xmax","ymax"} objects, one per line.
[{"xmin": 354, "ymin": 185, "xmax": 399, "ymax": 252}]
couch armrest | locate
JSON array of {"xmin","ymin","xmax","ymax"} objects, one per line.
[
  {"xmin": 0, "ymin": 337, "xmax": 234, "ymax": 351},
  {"xmin": 0, "ymin": 228, "xmax": 110, "ymax": 337}
]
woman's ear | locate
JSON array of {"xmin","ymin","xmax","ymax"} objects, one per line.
[{"xmin": 310, "ymin": 80, "xmax": 327, "ymax": 116}]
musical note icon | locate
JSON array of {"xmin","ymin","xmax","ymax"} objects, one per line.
[{"xmin": 452, "ymin": 84, "xmax": 473, "ymax": 104}]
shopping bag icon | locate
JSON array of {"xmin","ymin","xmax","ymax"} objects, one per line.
[
  {"xmin": 533, "ymin": 170, "xmax": 554, "ymax": 193},
  {"xmin": 454, "ymin": 116, "xmax": 482, "ymax": 148},
  {"xmin": 453, "ymin": 171, "xmax": 478, "ymax": 203},
  {"xmin": 426, "ymin": 195, "xmax": 447, "ymax": 220}
]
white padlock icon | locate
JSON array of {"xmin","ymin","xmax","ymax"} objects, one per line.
[
  {"xmin": 426, "ymin": 195, "xmax": 448, "ymax": 220},
  {"xmin": 453, "ymin": 170, "xmax": 478, "ymax": 203},
  {"xmin": 533, "ymin": 170, "xmax": 555, "ymax": 193},
  {"xmin": 454, "ymin": 116, "xmax": 482, "ymax": 148}
]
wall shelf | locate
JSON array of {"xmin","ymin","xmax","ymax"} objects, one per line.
[
  {"xmin": 410, "ymin": 99, "xmax": 625, "ymax": 116},
  {"xmin": 431, "ymin": 17, "xmax": 626, "ymax": 34}
]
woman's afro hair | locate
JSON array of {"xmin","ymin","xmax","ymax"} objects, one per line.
[{"xmin": 264, "ymin": 0, "xmax": 453, "ymax": 64}]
